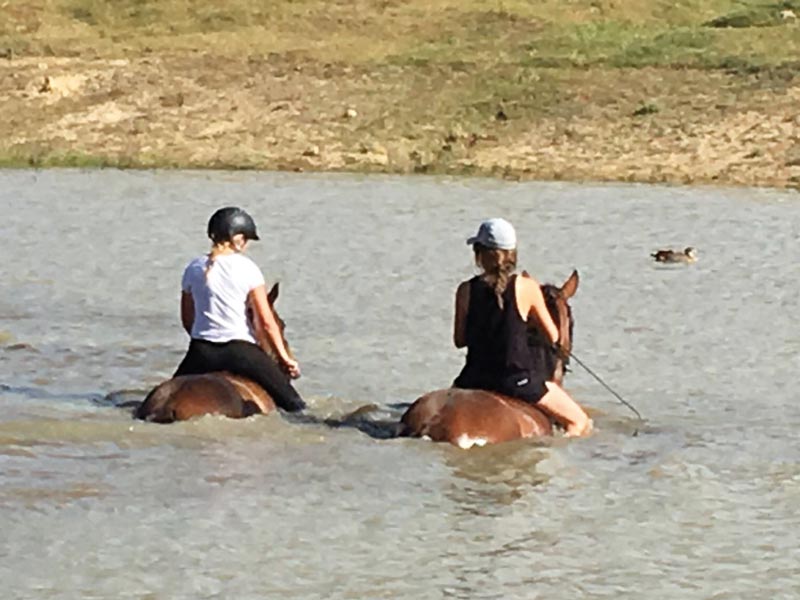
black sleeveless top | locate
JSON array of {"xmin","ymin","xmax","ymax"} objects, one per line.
[{"xmin": 453, "ymin": 275, "xmax": 549, "ymax": 402}]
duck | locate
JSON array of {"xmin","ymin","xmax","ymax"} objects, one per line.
[{"xmin": 651, "ymin": 247, "xmax": 697, "ymax": 264}]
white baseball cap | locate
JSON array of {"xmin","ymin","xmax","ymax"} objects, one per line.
[{"xmin": 466, "ymin": 218, "xmax": 517, "ymax": 250}]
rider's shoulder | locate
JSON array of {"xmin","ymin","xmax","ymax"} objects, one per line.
[
  {"xmin": 212, "ymin": 252, "xmax": 259, "ymax": 269},
  {"xmin": 517, "ymin": 270, "xmax": 540, "ymax": 283},
  {"xmin": 515, "ymin": 271, "xmax": 541, "ymax": 292},
  {"xmin": 228, "ymin": 253, "xmax": 264, "ymax": 281},
  {"xmin": 233, "ymin": 253, "xmax": 261, "ymax": 270},
  {"xmin": 456, "ymin": 278, "xmax": 473, "ymax": 294},
  {"xmin": 185, "ymin": 255, "xmax": 207, "ymax": 271},
  {"xmin": 455, "ymin": 279, "xmax": 472, "ymax": 304},
  {"xmin": 227, "ymin": 252, "xmax": 255, "ymax": 263}
]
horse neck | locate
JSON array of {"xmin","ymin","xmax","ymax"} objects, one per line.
[
  {"xmin": 552, "ymin": 358, "xmax": 565, "ymax": 386},
  {"xmin": 540, "ymin": 284, "xmax": 572, "ymax": 384}
]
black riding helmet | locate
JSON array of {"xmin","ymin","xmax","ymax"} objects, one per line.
[{"xmin": 207, "ymin": 207, "xmax": 260, "ymax": 243}]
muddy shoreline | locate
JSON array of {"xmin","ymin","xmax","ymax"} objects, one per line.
[{"xmin": 2, "ymin": 55, "xmax": 799, "ymax": 190}]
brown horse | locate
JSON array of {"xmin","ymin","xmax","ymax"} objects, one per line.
[
  {"xmin": 399, "ymin": 270, "xmax": 579, "ymax": 448},
  {"xmin": 135, "ymin": 283, "xmax": 286, "ymax": 423}
]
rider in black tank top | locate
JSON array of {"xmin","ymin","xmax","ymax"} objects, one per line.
[
  {"xmin": 452, "ymin": 217, "xmax": 592, "ymax": 436},
  {"xmin": 453, "ymin": 274, "xmax": 549, "ymax": 403}
]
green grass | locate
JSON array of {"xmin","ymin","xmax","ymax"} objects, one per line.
[
  {"xmin": 1, "ymin": 0, "xmax": 798, "ymax": 70},
  {"xmin": 1, "ymin": 0, "xmax": 797, "ymax": 184},
  {"xmin": 0, "ymin": 148, "xmax": 149, "ymax": 169}
]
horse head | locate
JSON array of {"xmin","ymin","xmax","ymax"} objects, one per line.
[{"xmin": 527, "ymin": 269, "xmax": 579, "ymax": 385}]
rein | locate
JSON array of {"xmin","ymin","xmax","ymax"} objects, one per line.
[
  {"xmin": 566, "ymin": 349, "xmax": 644, "ymax": 434},
  {"xmin": 542, "ymin": 281, "xmax": 644, "ymax": 435}
]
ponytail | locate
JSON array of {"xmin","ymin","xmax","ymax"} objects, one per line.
[
  {"xmin": 474, "ymin": 244, "xmax": 517, "ymax": 309},
  {"xmin": 205, "ymin": 241, "xmax": 232, "ymax": 278}
]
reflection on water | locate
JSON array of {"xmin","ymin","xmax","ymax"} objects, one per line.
[
  {"xmin": 445, "ymin": 442, "xmax": 552, "ymax": 514},
  {"xmin": 0, "ymin": 169, "xmax": 799, "ymax": 599}
]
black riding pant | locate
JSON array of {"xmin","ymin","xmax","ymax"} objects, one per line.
[
  {"xmin": 453, "ymin": 367, "xmax": 549, "ymax": 405},
  {"xmin": 174, "ymin": 338, "xmax": 306, "ymax": 412}
]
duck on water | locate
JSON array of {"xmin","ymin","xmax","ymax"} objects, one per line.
[{"xmin": 651, "ymin": 247, "xmax": 697, "ymax": 264}]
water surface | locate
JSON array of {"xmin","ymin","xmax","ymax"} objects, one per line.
[{"xmin": 1, "ymin": 170, "xmax": 798, "ymax": 599}]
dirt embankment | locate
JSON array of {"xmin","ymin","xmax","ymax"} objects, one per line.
[{"xmin": 2, "ymin": 54, "xmax": 799, "ymax": 189}]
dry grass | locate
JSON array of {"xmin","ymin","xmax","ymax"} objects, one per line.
[{"xmin": 1, "ymin": 1, "xmax": 799, "ymax": 186}]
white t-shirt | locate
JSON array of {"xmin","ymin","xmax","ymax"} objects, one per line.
[{"xmin": 181, "ymin": 253, "xmax": 266, "ymax": 343}]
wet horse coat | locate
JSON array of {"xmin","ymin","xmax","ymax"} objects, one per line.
[
  {"xmin": 135, "ymin": 372, "xmax": 276, "ymax": 422},
  {"xmin": 400, "ymin": 270, "xmax": 579, "ymax": 448},
  {"xmin": 135, "ymin": 283, "xmax": 286, "ymax": 423},
  {"xmin": 399, "ymin": 388, "xmax": 553, "ymax": 448}
]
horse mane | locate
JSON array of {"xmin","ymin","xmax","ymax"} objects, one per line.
[
  {"xmin": 541, "ymin": 284, "xmax": 573, "ymax": 350},
  {"xmin": 532, "ymin": 283, "xmax": 574, "ymax": 375}
]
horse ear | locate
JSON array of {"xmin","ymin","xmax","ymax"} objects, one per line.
[
  {"xmin": 561, "ymin": 269, "xmax": 579, "ymax": 299},
  {"xmin": 267, "ymin": 282, "xmax": 280, "ymax": 305},
  {"xmin": 521, "ymin": 270, "xmax": 531, "ymax": 278}
]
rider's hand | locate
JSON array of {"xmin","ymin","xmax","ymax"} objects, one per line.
[
  {"xmin": 282, "ymin": 357, "xmax": 301, "ymax": 379},
  {"xmin": 551, "ymin": 342, "xmax": 569, "ymax": 360}
]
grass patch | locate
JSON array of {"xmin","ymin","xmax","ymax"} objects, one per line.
[
  {"xmin": 0, "ymin": 0, "xmax": 797, "ymax": 70},
  {"xmin": 704, "ymin": 1, "xmax": 799, "ymax": 28},
  {"xmin": 0, "ymin": 0, "xmax": 798, "ymax": 187},
  {"xmin": 0, "ymin": 146, "xmax": 175, "ymax": 169},
  {"xmin": 632, "ymin": 102, "xmax": 659, "ymax": 116}
]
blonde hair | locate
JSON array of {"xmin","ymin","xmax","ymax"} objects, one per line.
[
  {"xmin": 474, "ymin": 243, "xmax": 518, "ymax": 309},
  {"xmin": 204, "ymin": 240, "xmax": 236, "ymax": 278}
]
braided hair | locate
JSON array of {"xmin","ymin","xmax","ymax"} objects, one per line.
[{"xmin": 474, "ymin": 243, "xmax": 518, "ymax": 309}]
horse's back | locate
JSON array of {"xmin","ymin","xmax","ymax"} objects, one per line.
[
  {"xmin": 400, "ymin": 388, "xmax": 552, "ymax": 448},
  {"xmin": 135, "ymin": 372, "xmax": 274, "ymax": 423}
]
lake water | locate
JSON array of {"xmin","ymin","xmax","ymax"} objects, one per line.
[{"xmin": 1, "ymin": 169, "xmax": 798, "ymax": 599}]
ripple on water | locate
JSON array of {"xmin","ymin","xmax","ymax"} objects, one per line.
[{"xmin": 1, "ymin": 172, "xmax": 799, "ymax": 598}]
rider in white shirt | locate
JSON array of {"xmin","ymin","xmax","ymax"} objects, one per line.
[
  {"xmin": 173, "ymin": 207, "xmax": 305, "ymax": 412},
  {"xmin": 181, "ymin": 252, "xmax": 265, "ymax": 343}
]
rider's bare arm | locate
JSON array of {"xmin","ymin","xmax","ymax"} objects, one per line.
[
  {"xmin": 517, "ymin": 276, "xmax": 559, "ymax": 344},
  {"xmin": 453, "ymin": 280, "xmax": 470, "ymax": 348},
  {"xmin": 180, "ymin": 292, "xmax": 194, "ymax": 335},
  {"xmin": 249, "ymin": 284, "xmax": 299, "ymax": 377}
]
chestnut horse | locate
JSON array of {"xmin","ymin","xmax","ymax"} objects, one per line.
[
  {"xmin": 399, "ymin": 270, "xmax": 579, "ymax": 448},
  {"xmin": 135, "ymin": 283, "xmax": 286, "ymax": 423}
]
